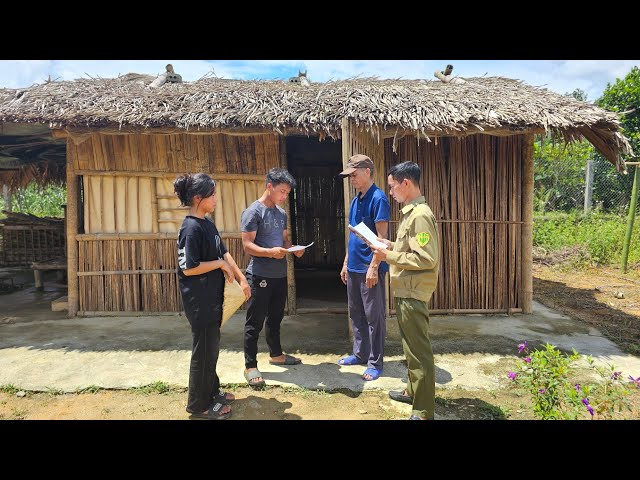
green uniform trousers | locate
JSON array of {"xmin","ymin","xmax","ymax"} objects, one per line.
[{"xmin": 395, "ymin": 297, "xmax": 435, "ymax": 419}]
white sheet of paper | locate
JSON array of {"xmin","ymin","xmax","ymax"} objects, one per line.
[
  {"xmin": 287, "ymin": 242, "xmax": 314, "ymax": 252},
  {"xmin": 349, "ymin": 222, "xmax": 387, "ymax": 249}
]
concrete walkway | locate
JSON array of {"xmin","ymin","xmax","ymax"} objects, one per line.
[{"xmin": 1, "ymin": 282, "xmax": 639, "ymax": 394}]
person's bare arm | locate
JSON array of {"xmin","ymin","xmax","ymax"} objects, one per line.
[
  {"xmin": 223, "ymin": 252, "xmax": 251, "ymax": 299},
  {"xmin": 183, "ymin": 260, "xmax": 233, "ymax": 281},
  {"xmin": 241, "ymin": 230, "xmax": 288, "ymax": 259},
  {"xmin": 340, "ymin": 252, "xmax": 348, "ymax": 285}
]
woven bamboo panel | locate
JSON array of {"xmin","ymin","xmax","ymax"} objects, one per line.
[
  {"xmin": 77, "ymin": 235, "xmax": 247, "ymax": 312},
  {"xmin": 69, "ymin": 133, "xmax": 280, "ymax": 174},
  {"xmin": 83, "ymin": 175, "xmax": 159, "ymax": 234},
  {"xmin": 155, "ymin": 177, "xmax": 263, "ymax": 234},
  {"xmin": 384, "ymin": 134, "xmax": 524, "ymax": 312}
]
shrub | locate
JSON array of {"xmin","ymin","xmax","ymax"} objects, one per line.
[{"xmin": 508, "ymin": 341, "xmax": 636, "ymax": 419}]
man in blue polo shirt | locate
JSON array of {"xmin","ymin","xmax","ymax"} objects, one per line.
[{"xmin": 338, "ymin": 154, "xmax": 390, "ymax": 381}]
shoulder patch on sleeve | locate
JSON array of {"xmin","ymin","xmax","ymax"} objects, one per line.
[{"xmin": 416, "ymin": 232, "xmax": 430, "ymax": 247}]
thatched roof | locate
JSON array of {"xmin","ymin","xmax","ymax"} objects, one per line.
[
  {"xmin": 0, "ymin": 88, "xmax": 66, "ymax": 188},
  {"xmin": 0, "ymin": 75, "xmax": 633, "ymax": 171}
]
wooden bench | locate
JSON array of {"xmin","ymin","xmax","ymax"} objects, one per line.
[
  {"xmin": 31, "ymin": 257, "xmax": 67, "ymax": 290},
  {"xmin": 0, "ymin": 271, "xmax": 15, "ymax": 290}
]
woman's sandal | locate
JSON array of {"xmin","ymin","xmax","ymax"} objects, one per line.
[
  {"xmin": 214, "ymin": 390, "xmax": 235, "ymax": 405},
  {"xmin": 189, "ymin": 401, "xmax": 231, "ymax": 420}
]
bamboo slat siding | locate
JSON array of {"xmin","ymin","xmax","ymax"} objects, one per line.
[
  {"xmin": 293, "ymin": 175, "xmax": 345, "ymax": 268},
  {"xmin": 341, "ymin": 124, "xmax": 387, "ymax": 243},
  {"xmin": 72, "ymin": 131, "xmax": 281, "ymax": 312},
  {"xmin": 77, "ymin": 235, "xmax": 249, "ymax": 312},
  {"xmin": 79, "ymin": 133, "xmax": 277, "ymax": 234},
  {"xmin": 69, "ymin": 132, "xmax": 280, "ymax": 174},
  {"xmin": 384, "ymin": 134, "xmax": 524, "ymax": 312},
  {"xmin": 82, "ymin": 176, "xmax": 264, "ymax": 234}
]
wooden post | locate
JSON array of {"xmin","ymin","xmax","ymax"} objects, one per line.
[
  {"xmin": 521, "ymin": 134, "xmax": 534, "ymax": 314},
  {"xmin": 34, "ymin": 270, "xmax": 43, "ymax": 290},
  {"xmin": 66, "ymin": 140, "xmax": 79, "ymax": 316},
  {"xmin": 2, "ymin": 184, "xmax": 11, "ymax": 213},
  {"xmin": 622, "ymin": 164, "xmax": 639, "ymax": 273},
  {"xmin": 583, "ymin": 158, "xmax": 594, "ymax": 215},
  {"xmin": 280, "ymin": 136, "xmax": 296, "ymax": 315},
  {"xmin": 150, "ymin": 178, "xmax": 160, "ymax": 233},
  {"xmin": 341, "ymin": 118, "xmax": 352, "ymax": 249},
  {"xmin": 341, "ymin": 118, "xmax": 353, "ymax": 338}
]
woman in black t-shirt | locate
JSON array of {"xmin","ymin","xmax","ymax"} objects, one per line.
[{"xmin": 174, "ymin": 173, "xmax": 250, "ymax": 420}]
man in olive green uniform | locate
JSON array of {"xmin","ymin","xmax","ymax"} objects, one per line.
[{"xmin": 371, "ymin": 161, "xmax": 439, "ymax": 420}]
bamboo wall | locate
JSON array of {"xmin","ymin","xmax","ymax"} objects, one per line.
[
  {"xmin": 384, "ymin": 134, "xmax": 525, "ymax": 313},
  {"xmin": 292, "ymin": 172, "xmax": 345, "ymax": 268},
  {"xmin": 69, "ymin": 132, "xmax": 280, "ymax": 313},
  {"xmin": 341, "ymin": 123, "xmax": 386, "ymax": 243},
  {"xmin": 286, "ymin": 136, "xmax": 346, "ymax": 269}
]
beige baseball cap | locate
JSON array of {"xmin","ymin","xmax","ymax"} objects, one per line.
[{"xmin": 339, "ymin": 154, "xmax": 374, "ymax": 176}]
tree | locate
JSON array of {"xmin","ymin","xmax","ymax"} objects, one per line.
[
  {"xmin": 594, "ymin": 67, "xmax": 640, "ymax": 210},
  {"xmin": 534, "ymin": 137, "xmax": 593, "ymax": 213},
  {"xmin": 596, "ymin": 67, "xmax": 640, "ymax": 159},
  {"xmin": 566, "ymin": 88, "xmax": 588, "ymax": 102}
]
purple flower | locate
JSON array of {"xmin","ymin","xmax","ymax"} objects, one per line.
[
  {"xmin": 582, "ymin": 398, "xmax": 594, "ymax": 416},
  {"xmin": 575, "ymin": 383, "xmax": 581, "ymax": 391},
  {"xmin": 518, "ymin": 341, "xmax": 527, "ymax": 353},
  {"xmin": 538, "ymin": 388, "xmax": 546, "ymax": 394},
  {"xmin": 508, "ymin": 371, "xmax": 517, "ymax": 381},
  {"xmin": 524, "ymin": 357, "xmax": 532, "ymax": 363},
  {"xmin": 629, "ymin": 376, "xmax": 640, "ymax": 388},
  {"xmin": 611, "ymin": 371, "xmax": 621, "ymax": 381}
]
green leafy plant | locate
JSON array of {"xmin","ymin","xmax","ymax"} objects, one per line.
[
  {"xmin": 5, "ymin": 183, "xmax": 66, "ymax": 218},
  {"xmin": 0, "ymin": 384, "xmax": 21, "ymax": 395},
  {"xmin": 132, "ymin": 381, "xmax": 177, "ymax": 395},
  {"xmin": 533, "ymin": 211, "xmax": 640, "ymax": 266},
  {"xmin": 508, "ymin": 341, "xmax": 637, "ymax": 419},
  {"xmin": 75, "ymin": 385, "xmax": 103, "ymax": 394}
]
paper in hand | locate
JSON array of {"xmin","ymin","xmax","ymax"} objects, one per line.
[
  {"xmin": 348, "ymin": 222, "xmax": 387, "ymax": 249},
  {"xmin": 287, "ymin": 242, "xmax": 314, "ymax": 253}
]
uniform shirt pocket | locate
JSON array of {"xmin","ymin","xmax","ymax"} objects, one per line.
[{"xmin": 396, "ymin": 224, "xmax": 410, "ymax": 240}]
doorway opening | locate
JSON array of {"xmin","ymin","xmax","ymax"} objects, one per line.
[{"xmin": 286, "ymin": 136, "xmax": 347, "ymax": 310}]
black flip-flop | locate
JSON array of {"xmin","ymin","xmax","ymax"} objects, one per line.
[
  {"xmin": 189, "ymin": 401, "xmax": 231, "ymax": 420},
  {"xmin": 389, "ymin": 390, "xmax": 413, "ymax": 404},
  {"xmin": 269, "ymin": 354, "xmax": 302, "ymax": 366},
  {"xmin": 214, "ymin": 390, "xmax": 235, "ymax": 405}
]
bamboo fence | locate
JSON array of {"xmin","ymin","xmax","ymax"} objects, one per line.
[{"xmin": 384, "ymin": 134, "xmax": 525, "ymax": 313}]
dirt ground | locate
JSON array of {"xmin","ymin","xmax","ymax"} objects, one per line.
[
  {"xmin": 533, "ymin": 263, "xmax": 640, "ymax": 354},
  {"xmin": 2, "ymin": 263, "xmax": 639, "ymax": 420}
]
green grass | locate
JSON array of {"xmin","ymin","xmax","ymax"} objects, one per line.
[
  {"xmin": 0, "ymin": 384, "xmax": 21, "ymax": 395},
  {"xmin": 44, "ymin": 387, "xmax": 64, "ymax": 396},
  {"xmin": 534, "ymin": 211, "xmax": 640, "ymax": 266},
  {"xmin": 132, "ymin": 381, "xmax": 180, "ymax": 395},
  {"xmin": 75, "ymin": 385, "xmax": 104, "ymax": 394}
]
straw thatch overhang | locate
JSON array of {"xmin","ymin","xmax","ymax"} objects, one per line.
[
  {"xmin": 0, "ymin": 75, "xmax": 632, "ymax": 172},
  {"xmin": 0, "ymin": 110, "xmax": 66, "ymax": 188}
]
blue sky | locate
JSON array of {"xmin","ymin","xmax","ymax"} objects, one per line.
[{"xmin": 1, "ymin": 60, "xmax": 638, "ymax": 103}]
